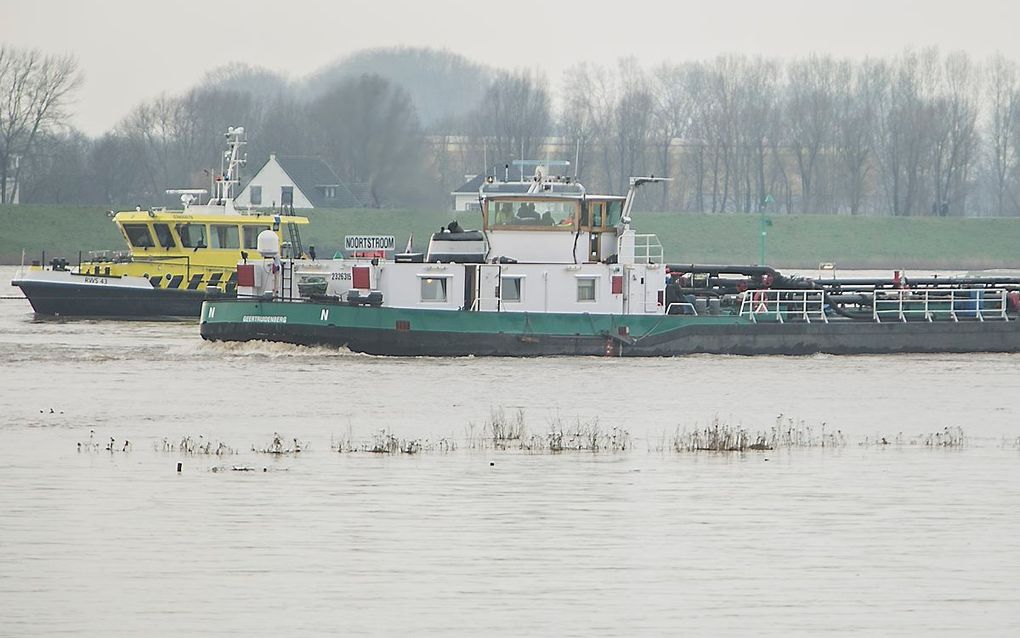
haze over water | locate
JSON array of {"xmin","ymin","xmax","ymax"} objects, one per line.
[{"xmin": 2, "ymin": 265, "xmax": 1020, "ymax": 635}]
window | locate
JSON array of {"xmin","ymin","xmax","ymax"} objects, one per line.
[
  {"xmin": 211, "ymin": 224, "xmax": 240, "ymax": 249},
  {"xmin": 420, "ymin": 277, "xmax": 448, "ymax": 302},
  {"xmin": 243, "ymin": 225, "xmax": 270, "ymax": 249},
  {"xmin": 176, "ymin": 223, "xmax": 207, "ymax": 249},
  {"xmin": 488, "ymin": 199, "xmax": 578, "ymax": 229},
  {"xmin": 123, "ymin": 223, "xmax": 154, "ymax": 248},
  {"xmin": 606, "ymin": 200, "xmax": 623, "ymax": 226},
  {"xmin": 153, "ymin": 223, "xmax": 176, "ymax": 248},
  {"xmin": 281, "ymin": 186, "xmax": 294, "ymax": 206},
  {"xmin": 500, "ymin": 276, "xmax": 523, "ymax": 302},
  {"xmin": 577, "ymin": 277, "xmax": 597, "ymax": 302},
  {"xmin": 320, "ymin": 186, "xmax": 336, "ymax": 200},
  {"xmin": 250, "ymin": 185, "xmax": 262, "ymax": 206}
]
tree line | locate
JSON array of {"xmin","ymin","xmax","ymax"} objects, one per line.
[{"xmin": 5, "ymin": 44, "xmax": 1020, "ymax": 216}]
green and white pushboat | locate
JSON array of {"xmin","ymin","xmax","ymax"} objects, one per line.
[{"xmin": 200, "ymin": 171, "xmax": 1020, "ymax": 356}]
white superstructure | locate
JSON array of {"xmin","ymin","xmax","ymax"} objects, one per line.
[{"xmin": 239, "ymin": 172, "xmax": 671, "ymax": 316}]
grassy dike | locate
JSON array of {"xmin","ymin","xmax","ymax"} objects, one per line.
[{"xmin": 3, "ymin": 204, "xmax": 1020, "ymax": 269}]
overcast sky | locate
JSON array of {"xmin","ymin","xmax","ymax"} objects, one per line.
[{"xmin": 2, "ymin": 0, "xmax": 1019, "ymax": 135}]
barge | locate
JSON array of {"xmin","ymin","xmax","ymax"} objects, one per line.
[{"xmin": 200, "ymin": 170, "xmax": 1020, "ymax": 356}]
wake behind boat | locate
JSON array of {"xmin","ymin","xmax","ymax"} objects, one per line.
[
  {"xmin": 12, "ymin": 127, "xmax": 309, "ymax": 319},
  {"xmin": 200, "ymin": 168, "xmax": 1020, "ymax": 356}
]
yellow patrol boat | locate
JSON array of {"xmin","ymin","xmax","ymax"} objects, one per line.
[{"xmin": 12, "ymin": 127, "xmax": 309, "ymax": 318}]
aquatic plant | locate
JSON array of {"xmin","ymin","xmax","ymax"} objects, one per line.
[
  {"xmin": 861, "ymin": 426, "xmax": 966, "ymax": 448},
  {"xmin": 488, "ymin": 407, "xmax": 526, "ymax": 449},
  {"xmin": 75, "ymin": 430, "xmax": 132, "ymax": 453},
  {"xmin": 155, "ymin": 435, "xmax": 236, "ymax": 456},
  {"xmin": 253, "ymin": 432, "xmax": 305, "ymax": 455},
  {"xmin": 331, "ymin": 428, "xmax": 457, "ymax": 454},
  {"xmin": 662, "ymin": 415, "xmax": 847, "ymax": 453},
  {"xmin": 542, "ymin": 416, "xmax": 630, "ymax": 453}
]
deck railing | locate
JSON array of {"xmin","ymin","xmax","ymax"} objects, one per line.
[
  {"xmin": 632, "ymin": 234, "xmax": 663, "ymax": 264},
  {"xmin": 872, "ymin": 288, "xmax": 1008, "ymax": 322},
  {"xmin": 738, "ymin": 289, "xmax": 828, "ymax": 323},
  {"xmin": 737, "ymin": 287, "xmax": 1011, "ymax": 323}
]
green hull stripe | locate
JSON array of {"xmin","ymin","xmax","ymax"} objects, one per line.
[{"xmin": 202, "ymin": 299, "xmax": 747, "ymax": 339}]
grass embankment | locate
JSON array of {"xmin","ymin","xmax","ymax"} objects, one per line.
[{"xmin": 3, "ymin": 204, "xmax": 1020, "ymax": 269}]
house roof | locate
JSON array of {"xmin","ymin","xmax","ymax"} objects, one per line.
[{"xmin": 247, "ymin": 155, "xmax": 363, "ymax": 208}]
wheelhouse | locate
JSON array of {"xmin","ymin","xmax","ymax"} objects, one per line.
[
  {"xmin": 113, "ymin": 212, "xmax": 308, "ymax": 260},
  {"xmin": 480, "ymin": 193, "xmax": 627, "ymax": 264}
]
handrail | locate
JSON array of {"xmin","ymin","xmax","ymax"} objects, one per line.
[
  {"xmin": 632, "ymin": 234, "xmax": 663, "ymax": 264},
  {"xmin": 873, "ymin": 288, "xmax": 1008, "ymax": 323},
  {"xmin": 665, "ymin": 302, "xmax": 698, "ymax": 316},
  {"xmin": 739, "ymin": 289, "xmax": 828, "ymax": 324},
  {"xmin": 738, "ymin": 287, "xmax": 1010, "ymax": 323}
]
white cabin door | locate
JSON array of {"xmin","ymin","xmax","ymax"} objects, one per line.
[
  {"xmin": 624, "ymin": 267, "xmax": 647, "ymax": 314},
  {"xmin": 477, "ymin": 264, "xmax": 501, "ymax": 311}
]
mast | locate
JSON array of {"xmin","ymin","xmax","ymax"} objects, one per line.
[{"xmin": 217, "ymin": 126, "xmax": 247, "ymax": 209}]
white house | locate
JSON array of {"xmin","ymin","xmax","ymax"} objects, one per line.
[{"xmin": 236, "ymin": 154, "xmax": 361, "ymax": 209}]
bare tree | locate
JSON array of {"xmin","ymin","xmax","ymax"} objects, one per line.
[
  {"xmin": 561, "ymin": 63, "xmax": 604, "ymax": 185},
  {"xmin": 784, "ymin": 56, "xmax": 838, "ymax": 213},
  {"xmin": 986, "ymin": 55, "xmax": 1019, "ymax": 215},
  {"xmin": 307, "ymin": 74, "xmax": 429, "ymax": 207},
  {"xmin": 471, "ymin": 70, "xmax": 551, "ymax": 173},
  {"xmin": 833, "ymin": 59, "xmax": 883, "ymax": 214},
  {"xmin": 0, "ymin": 45, "xmax": 82, "ymax": 203},
  {"xmin": 650, "ymin": 62, "xmax": 699, "ymax": 209},
  {"xmin": 929, "ymin": 52, "xmax": 979, "ymax": 216}
]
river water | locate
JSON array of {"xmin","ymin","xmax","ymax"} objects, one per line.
[{"xmin": 2, "ymin": 265, "xmax": 1019, "ymax": 636}]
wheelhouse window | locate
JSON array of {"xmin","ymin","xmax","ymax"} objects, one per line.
[
  {"xmin": 606, "ymin": 200, "xmax": 624, "ymax": 226},
  {"xmin": 211, "ymin": 224, "xmax": 240, "ymax": 249},
  {"xmin": 488, "ymin": 199, "xmax": 578, "ymax": 230},
  {"xmin": 577, "ymin": 277, "xmax": 597, "ymax": 302},
  {"xmin": 500, "ymin": 276, "xmax": 523, "ymax": 302},
  {"xmin": 250, "ymin": 185, "xmax": 262, "ymax": 206},
  {"xmin": 420, "ymin": 276, "xmax": 449, "ymax": 303},
  {"xmin": 153, "ymin": 223, "xmax": 176, "ymax": 248},
  {"xmin": 123, "ymin": 223, "xmax": 154, "ymax": 248},
  {"xmin": 243, "ymin": 225, "xmax": 270, "ymax": 249},
  {"xmin": 176, "ymin": 223, "xmax": 207, "ymax": 249}
]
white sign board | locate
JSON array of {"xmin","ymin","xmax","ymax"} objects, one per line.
[{"xmin": 344, "ymin": 235, "xmax": 396, "ymax": 252}]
